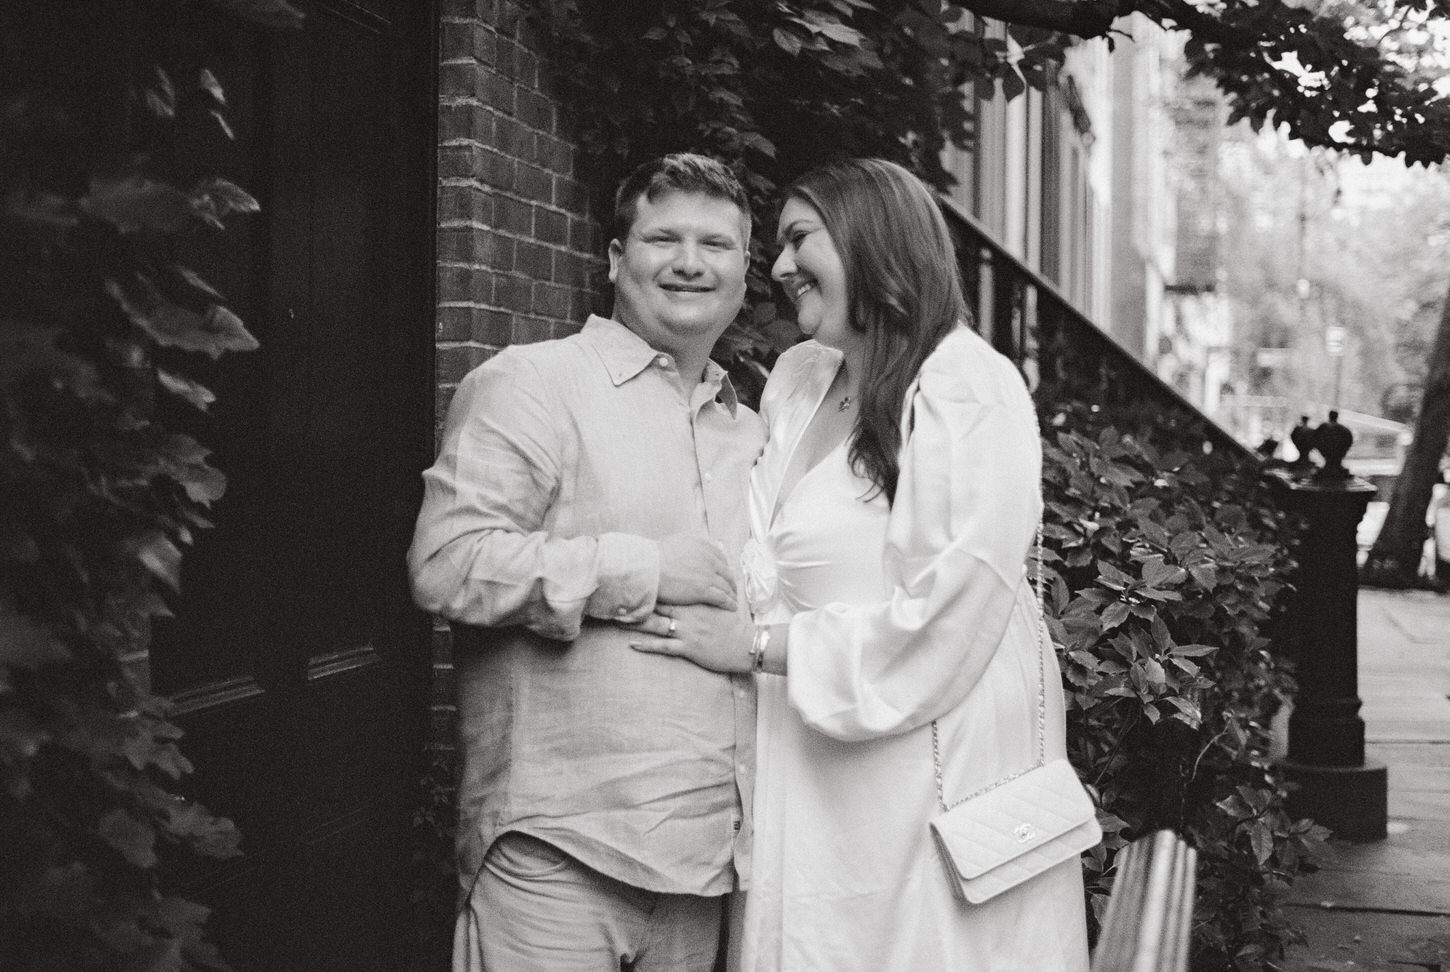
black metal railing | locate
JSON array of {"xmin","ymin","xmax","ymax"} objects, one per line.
[{"xmin": 939, "ymin": 197, "xmax": 1254, "ymax": 464}]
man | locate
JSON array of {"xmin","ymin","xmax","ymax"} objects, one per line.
[{"xmin": 408, "ymin": 153, "xmax": 763, "ymax": 971}]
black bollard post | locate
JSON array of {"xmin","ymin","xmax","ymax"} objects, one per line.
[{"xmin": 1272, "ymin": 413, "xmax": 1387, "ymax": 841}]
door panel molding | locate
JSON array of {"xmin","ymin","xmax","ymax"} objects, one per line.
[
  {"xmin": 319, "ymin": 0, "xmax": 391, "ymax": 33},
  {"xmin": 171, "ymin": 676, "xmax": 267, "ymax": 718},
  {"xmin": 305, "ymin": 643, "xmax": 383, "ymax": 683}
]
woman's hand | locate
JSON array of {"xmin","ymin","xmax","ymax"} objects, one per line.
[{"xmin": 623, "ymin": 604, "xmax": 755, "ymax": 673}]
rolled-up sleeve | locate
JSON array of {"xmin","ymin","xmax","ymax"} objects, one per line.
[
  {"xmin": 407, "ymin": 353, "xmax": 659, "ymax": 641},
  {"xmin": 786, "ymin": 343, "xmax": 1042, "ymax": 740}
]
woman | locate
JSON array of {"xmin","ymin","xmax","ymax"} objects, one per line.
[{"xmin": 629, "ymin": 158, "xmax": 1091, "ymax": 971}]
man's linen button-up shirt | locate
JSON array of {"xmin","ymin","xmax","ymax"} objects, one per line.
[{"xmin": 408, "ymin": 315, "xmax": 764, "ymax": 896}]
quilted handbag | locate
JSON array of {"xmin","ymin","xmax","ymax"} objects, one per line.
[{"xmin": 927, "ymin": 523, "xmax": 1102, "ymax": 904}]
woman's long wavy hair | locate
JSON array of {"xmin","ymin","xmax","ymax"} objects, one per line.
[{"xmin": 784, "ymin": 158, "xmax": 969, "ymax": 505}]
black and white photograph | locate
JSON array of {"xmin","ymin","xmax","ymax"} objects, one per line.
[{"xmin": 3, "ymin": 2, "xmax": 1449, "ymax": 970}]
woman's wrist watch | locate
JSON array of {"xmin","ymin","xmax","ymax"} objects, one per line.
[{"xmin": 748, "ymin": 624, "xmax": 770, "ymax": 674}]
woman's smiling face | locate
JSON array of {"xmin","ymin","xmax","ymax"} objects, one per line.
[{"xmin": 773, "ymin": 196, "xmax": 856, "ymax": 352}]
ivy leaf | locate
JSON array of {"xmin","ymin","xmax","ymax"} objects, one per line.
[
  {"xmin": 772, "ymin": 27, "xmax": 803, "ymax": 56},
  {"xmin": 127, "ymin": 532, "xmax": 183, "ymax": 590},
  {"xmin": 1140, "ymin": 658, "xmax": 1167, "ymax": 691},
  {"xmin": 1249, "ymin": 819, "xmax": 1275, "ymax": 864},
  {"xmin": 1167, "ymin": 695, "xmax": 1202, "ymax": 727},
  {"xmin": 1141, "ymin": 559, "xmax": 1186, "ymax": 587},
  {"xmin": 169, "ymin": 265, "xmax": 226, "ymax": 303},
  {"xmin": 98, "ymin": 808, "xmax": 158, "ymax": 868},
  {"xmin": 1238, "ymin": 784, "xmax": 1270, "ymax": 815},
  {"xmin": 198, "ymin": 68, "xmax": 226, "ymax": 106},
  {"xmin": 167, "ymin": 802, "xmax": 243, "ymax": 858},
  {"xmin": 741, "ymin": 130, "xmax": 777, "ymax": 159},
  {"xmin": 142, "ymin": 65, "xmax": 176, "ymax": 119},
  {"xmin": 106, "ymin": 277, "xmax": 259, "ymax": 357},
  {"xmin": 123, "ymin": 732, "xmax": 193, "ymax": 779},
  {"xmin": 815, "ymin": 20, "xmax": 865, "ymax": 47},
  {"xmin": 191, "ymin": 178, "xmax": 260, "ymax": 228},
  {"xmin": 82, "ymin": 177, "xmax": 194, "ymax": 233},
  {"xmin": 157, "ymin": 369, "xmax": 218, "ymax": 411},
  {"xmin": 1167, "ymin": 656, "xmax": 1200, "ymax": 676},
  {"xmin": 1096, "ymin": 561, "xmax": 1134, "ymax": 589},
  {"xmin": 1169, "ymin": 531, "xmax": 1200, "ymax": 560},
  {"xmin": 1216, "ymin": 792, "xmax": 1253, "ymax": 819},
  {"xmin": 209, "ymin": 109, "xmax": 235, "ymax": 141},
  {"xmin": 176, "ymin": 461, "xmax": 227, "ymax": 506},
  {"xmin": 1101, "ymin": 600, "xmax": 1130, "ymax": 629},
  {"xmin": 1190, "ymin": 563, "xmax": 1218, "ymax": 589}
]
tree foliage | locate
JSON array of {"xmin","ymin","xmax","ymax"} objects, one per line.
[
  {"xmin": 1217, "ymin": 134, "xmax": 1450, "ymax": 426},
  {"xmin": 0, "ymin": 2, "xmax": 300, "ymax": 968},
  {"xmin": 525, "ymin": 0, "xmax": 1450, "ymax": 371}
]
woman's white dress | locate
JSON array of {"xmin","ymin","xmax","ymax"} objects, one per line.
[{"xmin": 737, "ymin": 327, "xmax": 1091, "ymax": 972}]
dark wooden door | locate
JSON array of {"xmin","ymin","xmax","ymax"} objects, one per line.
[{"xmin": 152, "ymin": 3, "xmax": 436, "ymax": 970}]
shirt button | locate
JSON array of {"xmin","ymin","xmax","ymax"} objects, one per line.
[
  {"xmin": 616, "ymin": 607, "xmax": 629, "ymax": 617},
  {"xmin": 737, "ymin": 763, "xmax": 748, "ymax": 775},
  {"xmin": 656, "ymin": 355, "xmax": 669, "ymax": 367},
  {"xmin": 704, "ymin": 472, "xmax": 713, "ymax": 483},
  {"xmin": 734, "ymin": 687, "xmax": 745, "ymax": 699}
]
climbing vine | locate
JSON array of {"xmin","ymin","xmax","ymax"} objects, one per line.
[{"xmin": 1, "ymin": 2, "xmax": 301, "ymax": 969}]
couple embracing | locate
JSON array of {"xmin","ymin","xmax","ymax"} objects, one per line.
[{"xmin": 408, "ymin": 153, "xmax": 1094, "ymax": 971}]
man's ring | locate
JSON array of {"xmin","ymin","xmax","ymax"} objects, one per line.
[{"xmin": 667, "ymin": 618, "xmax": 678, "ymax": 636}]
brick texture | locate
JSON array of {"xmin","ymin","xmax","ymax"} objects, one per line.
[{"xmin": 430, "ymin": 1, "xmax": 607, "ymax": 753}]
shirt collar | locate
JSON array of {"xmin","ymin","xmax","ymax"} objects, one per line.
[{"xmin": 581, "ymin": 315, "xmax": 741, "ymax": 416}]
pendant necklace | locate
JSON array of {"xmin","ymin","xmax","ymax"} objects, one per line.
[{"xmin": 837, "ymin": 396, "xmax": 852, "ymax": 412}]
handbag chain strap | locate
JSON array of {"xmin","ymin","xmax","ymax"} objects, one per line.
[{"xmin": 930, "ymin": 517, "xmax": 1049, "ymax": 812}]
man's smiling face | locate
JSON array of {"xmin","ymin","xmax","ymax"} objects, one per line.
[{"xmin": 608, "ymin": 190, "xmax": 749, "ymax": 361}]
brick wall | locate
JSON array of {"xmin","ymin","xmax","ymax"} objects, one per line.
[{"xmin": 431, "ymin": 0, "xmax": 607, "ymax": 752}]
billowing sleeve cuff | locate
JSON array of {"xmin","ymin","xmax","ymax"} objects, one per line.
[{"xmin": 584, "ymin": 532, "xmax": 660, "ymax": 622}]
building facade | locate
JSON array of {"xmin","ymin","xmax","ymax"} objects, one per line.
[{"xmin": 941, "ymin": 15, "xmax": 1229, "ymax": 417}]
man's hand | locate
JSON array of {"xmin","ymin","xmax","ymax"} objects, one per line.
[{"xmin": 656, "ymin": 534, "xmax": 736, "ymax": 610}]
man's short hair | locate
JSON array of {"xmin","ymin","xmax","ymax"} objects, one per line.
[{"xmin": 611, "ymin": 153, "xmax": 751, "ymax": 242}]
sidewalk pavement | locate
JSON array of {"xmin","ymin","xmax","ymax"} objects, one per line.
[{"xmin": 1276, "ymin": 588, "xmax": 1450, "ymax": 972}]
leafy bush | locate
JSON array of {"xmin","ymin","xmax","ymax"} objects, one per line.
[
  {"xmin": 1, "ymin": 2, "xmax": 299, "ymax": 969},
  {"xmin": 1039, "ymin": 402, "xmax": 1322, "ymax": 971}
]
